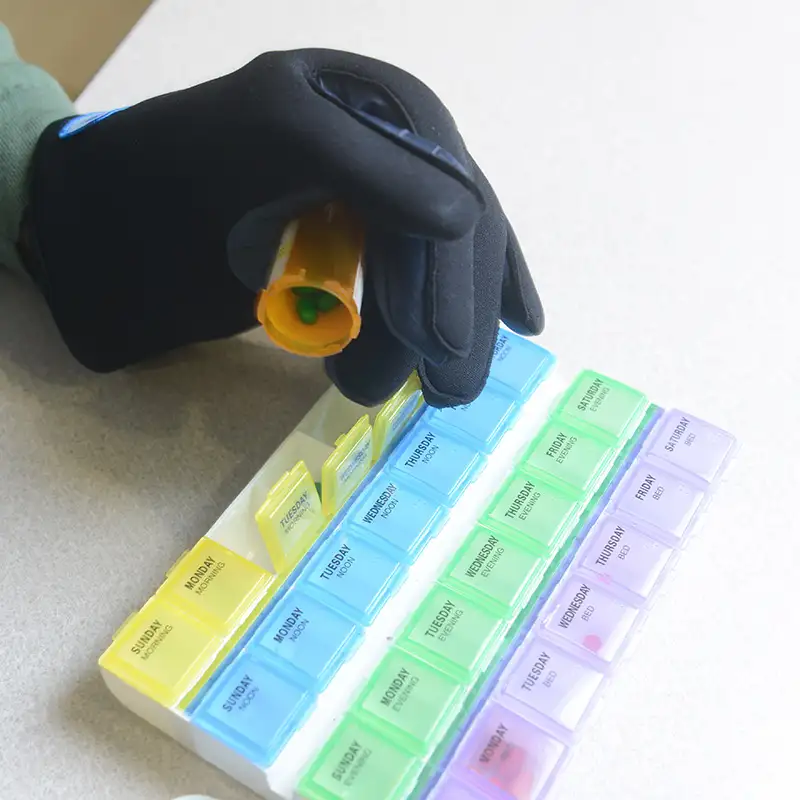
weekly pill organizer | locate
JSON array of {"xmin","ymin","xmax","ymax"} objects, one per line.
[{"xmin": 99, "ymin": 328, "xmax": 735, "ymax": 800}]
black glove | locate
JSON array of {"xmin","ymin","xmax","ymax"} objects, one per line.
[{"xmin": 21, "ymin": 49, "xmax": 544, "ymax": 407}]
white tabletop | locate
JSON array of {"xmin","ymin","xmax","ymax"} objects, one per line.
[{"xmin": 2, "ymin": 1, "xmax": 797, "ymax": 798}]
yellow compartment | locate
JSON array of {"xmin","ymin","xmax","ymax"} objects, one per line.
[
  {"xmin": 321, "ymin": 415, "xmax": 373, "ymax": 517},
  {"xmin": 159, "ymin": 539, "xmax": 274, "ymax": 635},
  {"xmin": 255, "ymin": 461, "xmax": 326, "ymax": 572},
  {"xmin": 100, "ymin": 596, "xmax": 222, "ymax": 708},
  {"xmin": 373, "ymin": 374, "xmax": 423, "ymax": 458}
]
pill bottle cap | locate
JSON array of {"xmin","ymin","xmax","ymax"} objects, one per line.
[{"xmin": 257, "ymin": 205, "xmax": 364, "ymax": 357}]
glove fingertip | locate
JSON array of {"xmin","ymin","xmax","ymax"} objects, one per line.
[
  {"xmin": 418, "ymin": 362, "xmax": 486, "ymax": 409},
  {"xmin": 502, "ymin": 290, "xmax": 545, "ymax": 336},
  {"xmin": 501, "ymin": 227, "xmax": 545, "ymax": 336}
]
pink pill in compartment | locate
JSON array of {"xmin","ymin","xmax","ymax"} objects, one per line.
[
  {"xmin": 615, "ymin": 460, "xmax": 705, "ymax": 542},
  {"xmin": 454, "ymin": 702, "xmax": 566, "ymax": 800},
  {"xmin": 503, "ymin": 638, "xmax": 603, "ymax": 732},
  {"xmin": 581, "ymin": 516, "xmax": 673, "ymax": 600},
  {"xmin": 647, "ymin": 410, "xmax": 734, "ymax": 483},
  {"xmin": 544, "ymin": 577, "xmax": 639, "ymax": 664}
]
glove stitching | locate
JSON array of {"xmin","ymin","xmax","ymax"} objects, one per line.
[
  {"xmin": 429, "ymin": 237, "xmax": 467, "ymax": 358},
  {"xmin": 507, "ymin": 234, "xmax": 542, "ymax": 331}
]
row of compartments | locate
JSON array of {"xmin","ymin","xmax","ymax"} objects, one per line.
[
  {"xmin": 294, "ymin": 382, "xmax": 661, "ymax": 799},
  {"xmin": 428, "ymin": 410, "xmax": 736, "ymax": 800}
]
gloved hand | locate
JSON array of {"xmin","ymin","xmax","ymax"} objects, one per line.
[{"xmin": 20, "ymin": 49, "xmax": 544, "ymax": 407}]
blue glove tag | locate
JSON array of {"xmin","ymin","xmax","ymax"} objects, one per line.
[{"xmin": 59, "ymin": 108, "xmax": 127, "ymax": 139}]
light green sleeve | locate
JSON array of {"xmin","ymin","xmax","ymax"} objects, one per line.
[{"xmin": 0, "ymin": 23, "xmax": 74, "ymax": 274}]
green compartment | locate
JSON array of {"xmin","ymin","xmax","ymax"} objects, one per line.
[
  {"xmin": 483, "ymin": 471, "xmax": 580, "ymax": 554},
  {"xmin": 298, "ymin": 715, "xmax": 422, "ymax": 800},
  {"xmin": 398, "ymin": 585, "xmax": 506, "ymax": 682},
  {"xmin": 355, "ymin": 649, "xmax": 465, "ymax": 754},
  {"xmin": 443, "ymin": 527, "xmax": 548, "ymax": 615},
  {"xmin": 554, "ymin": 369, "xmax": 647, "ymax": 441},
  {"xmin": 523, "ymin": 420, "xmax": 616, "ymax": 494}
]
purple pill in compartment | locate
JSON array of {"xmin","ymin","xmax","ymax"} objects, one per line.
[
  {"xmin": 543, "ymin": 577, "xmax": 639, "ymax": 664},
  {"xmin": 453, "ymin": 702, "xmax": 566, "ymax": 800},
  {"xmin": 503, "ymin": 637, "xmax": 603, "ymax": 733},
  {"xmin": 614, "ymin": 460, "xmax": 705, "ymax": 543},
  {"xmin": 580, "ymin": 515, "xmax": 673, "ymax": 601},
  {"xmin": 646, "ymin": 410, "xmax": 735, "ymax": 483}
]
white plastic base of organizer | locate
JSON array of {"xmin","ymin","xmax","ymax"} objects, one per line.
[{"xmin": 101, "ymin": 372, "xmax": 568, "ymax": 800}]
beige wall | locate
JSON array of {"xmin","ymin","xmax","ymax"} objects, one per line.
[{"xmin": 1, "ymin": 0, "xmax": 152, "ymax": 99}]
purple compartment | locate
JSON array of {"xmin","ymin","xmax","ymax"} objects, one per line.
[
  {"xmin": 452, "ymin": 702, "xmax": 566, "ymax": 799},
  {"xmin": 613, "ymin": 459, "xmax": 705, "ymax": 544},
  {"xmin": 646, "ymin": 410, "xmax": 735, "ymax": 483},
  {"xmin": 542, "ymin": 577, "xmax": 639, "ymax": 665},
  {"xmin": 579, "ymin": 515, "xmax": 674, "ymax": 602},
  {"xmin": 429, "ymin": 775, "xmax": 489, "ymax": 799},
  {"xmin": 502, "ymin": 637, "xmax": 603, "ymax": 734}
]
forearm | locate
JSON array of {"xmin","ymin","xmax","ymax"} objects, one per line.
[{"xmin": 0, "ymin": 23, "xmax": 74, "ymax": 274}]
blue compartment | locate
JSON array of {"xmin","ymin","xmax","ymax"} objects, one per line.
[
  {"xmin": 390, "ymin": 425, "xmax": 485, "ymax": 505},
  {"xmin": 250, "ymin": 590, "xmax": 362, "ymax": 690},
  {"xmin": 427, "ymin": 380, "xmax": 520, "ymax": 452},
  {"xmin": 191, "ymin": 652, "xmax": 313, "ymax": 766},
  {"xmin": 489, "ymin": 330, "xmax": 554, "ymax": 399},
  {"xmin": 303, "ymin": 530, "xmax": 407, "ymax": 624},
  {"xmin": 349, "ymin": 474, "xmax": 446, "ymax": 562}
]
